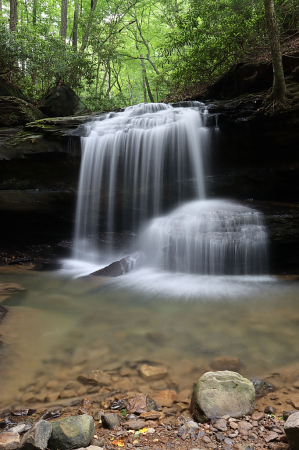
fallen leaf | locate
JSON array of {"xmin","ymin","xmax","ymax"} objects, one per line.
[
  {"xmin": 133, "ymin": 440, "xmax": 139, "ymax": 445},
  {"xmin": 153, "ymin": 439, "xmax": 159, "ymax": 442},
  {"xmin": 139, "ymin": 428, "xmax": 149, "ymax": 434},
  {"xmin": 112, "ymin": 440, "xmax": 124, "ymax": 447},
  {"xmin": 127, "ymin": 430, "xmax": 135, "ymax": 434}
]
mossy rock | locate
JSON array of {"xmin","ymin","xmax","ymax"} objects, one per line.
[
  {"xmin": 191, "ymin": 371, "xmax": 255, "ymax": 422},
  {"xmin": 0, "ymin": 81, "xmax": 27, "ymax": 99},
  {"xmin": 0, "ymin": 96, "xmax": 45, "ymax": 126},
  {"xmin": 39, "ymin": 85, "xmax": 90, "ymax": 117},
  {"xmin": 48, "ymin": 415, "xmax": 95, "ymax": 450}
]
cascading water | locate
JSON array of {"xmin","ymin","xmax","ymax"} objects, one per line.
[
  {"xmin": 140, "ymin": 200, "xmax": 268, "ymax": 275},
  {"xmin": 73, "ymin": 102, "xmax": 207, "ymax": 260},
  {"xmin": 73, "ymin": 102, "xmax": 268, "ymax": 275}
]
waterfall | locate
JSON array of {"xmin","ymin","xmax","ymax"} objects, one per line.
[
  {"xmin": 73, "ymin": 102, "xmax": 268, "ymax": 275},
  {"xmin": 140, "ymin": 200, "xmax": 268, "ymax": 275},
  {"xmin": 74, "ymin": 102, "xmax": 207, "ymax": 260}
]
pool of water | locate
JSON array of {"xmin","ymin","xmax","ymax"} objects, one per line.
[{"xmin": 1, "ymin": 265, "xmax": 299, "ymax": 409}]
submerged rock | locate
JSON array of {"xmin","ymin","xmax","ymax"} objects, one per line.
[
  {"xmin": 0, "ymin": 283, "xmax": 26, "ymax": 296},
  {"xmin": 210, "ymin": 356, "xmax": 241, "ymax": 372},
  {"xmin": 77, "ymin": 370, "xmax": 111, "ymax": 386},
  {"xmin": 139, "ymin": 364, "xmax": 168, "ymax": 381},
  {"xmin": 251, "ymin": 379, "xmax": 275, "ymax": 397},
  {"xmin": 191, "ymin": 371, "xmax": 255, "ymax": 422},
  {"xmin": 48, "ymin": 415, "xmax": 95, "ymax": 450}
]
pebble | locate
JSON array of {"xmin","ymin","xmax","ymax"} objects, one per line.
[
  {"xmin": 251, "ymin": 412, "xmax": 264, "ymax": 421},
  {"xmin": 128, "ymin": 394, "xmax": 147, "ymax": 414},
  {"xmin": 214, "ymin": 419, "xmax": 227, "ymax": 432},
  {"xmin": 216, "ymin": 433, "xmax": 225, "ymax": 442},
  {"xmin": 124, "ymin": 419, "xmax": 146, "ymax": 430},
  {"xmin": 139, "ymin": 365, "xmax": 168, "ymax": 381},
  {"xmin": 8, "ymin": 424, "xmax": 27, "ymax": 434},
  {"xmin": 238, "ymin": 421, "xmax": 253, "ymax": 430},
  {"xmin": 151, "ymin": 390, "xmax": 177, "ymax": 407},
  {"xmin": 265, "ymin": 432, "xmax": 279, "ymax": 442},
  {"xmin": 264, "ymin": 406, "xmax": 277, "ymax": 414}
]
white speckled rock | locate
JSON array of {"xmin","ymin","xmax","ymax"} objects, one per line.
[{"xmin": 191, "ymin": 371, "xmax": 255, "ymax": 422}]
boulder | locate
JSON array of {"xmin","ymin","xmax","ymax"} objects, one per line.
[
  {"xmin": 48, "ymin": 415, "xmax": 95, "ymax": 450},
  {"xmin": 285, "ymin": 411, "xmax": 299, "ymax": 449},
  {"xmin": 0, "ymin": 97, "xmax": 45, "ymax": 126},
  {"xmin": 190, "ymin": 371, "xmax": 255, "ymax": 422},
  {"xmin": 21, "ymin": 420, "xmax": 52, "ymax": 450},
  {"xmin": 39, "ymin": 86, "xmax": 90, "ymax": 118},
  {"xmin": 91, "ymin": 256, "xmax": 134, "ymax": 277}
]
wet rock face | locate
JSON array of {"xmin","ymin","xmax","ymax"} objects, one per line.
[
  {"xmin": 191, "ymin": 371, "xmax": 255, "ymax": 422},
  {"xmin": 39, "ymin": 86, "xmax": 90, "ymax": 118},
  {"xmin": 48, "ymin": 415, "xmax": 95, "ymax": 450}
]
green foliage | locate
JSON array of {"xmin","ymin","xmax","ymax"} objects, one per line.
[{"xmin": 0, "ymin": 0, "xmax": 298, "ymax": 109}]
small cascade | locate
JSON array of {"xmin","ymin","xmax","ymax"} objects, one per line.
[
  {"xmin": 74, "ymin": 102, "xmax": 208, "ymax": 260},
  {"xmin": 72, "ymin": 101, "xmax": 268, "ymax": 276},
  {"xmin": 140, "ymin": 200, "xmax": 268, "ymax": 275}
]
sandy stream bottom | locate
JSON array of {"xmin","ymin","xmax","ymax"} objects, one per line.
[{"xmin": 1, "ymin": 264, "xmax": 299, "ymax": 410}]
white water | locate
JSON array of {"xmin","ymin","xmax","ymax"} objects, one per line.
[
  {"xmin": 72, "ymin": 102, "xmax": 268, "ymax": 277},
  {"xmin": 74, "ymin": 102, "xmax": 207, "ymax": 260},
  {"xmin": 140, "ymin": 200, "xmax": 268, "ymax": 275}
]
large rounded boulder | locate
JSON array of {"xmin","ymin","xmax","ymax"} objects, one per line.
[
  {"xmin": 191, "ymin": 371, "xmax": 255, "ymax": 422},
  {"xmin": 39, "ymin": 85, "xmax": 90, "ymax": 117},
  {"xmin": 48, "ymin": 415, "xmax": 95, "ymax": 450}
]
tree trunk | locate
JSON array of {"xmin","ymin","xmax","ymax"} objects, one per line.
[
  {"xmin": 72, "ymin": 2, "xmax": 79, "ymax": 50},
  {"xmin": 10, "ymin": 0, "xmax": 18, "ymax": 31},
  {"xmin": 264, "ymin": 0, "xmax": 286, "ymax": 101},
  {"xmin": 60, "ymin": 0, "xmax": 68, "ymax": 41},
  {"xmin": 80, "ymin": 0, "xmax": 98, "ymax": 52},
  {"xmin": 32, "ymin": 0, "xmax": 37, "ymax": 25},
  {"xmin": 140, "ymin": 53, "xmax": 154, "ymax": 103}
]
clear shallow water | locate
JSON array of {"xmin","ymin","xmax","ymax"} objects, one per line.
[{"xmin": 1, "ymin": 267, "xmax": 299, "ymax": 408}]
